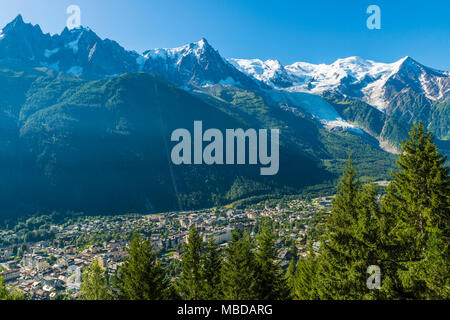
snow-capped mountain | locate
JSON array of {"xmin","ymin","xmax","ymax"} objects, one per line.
[
  {"xmin": 0, "ymin": 15, "xmax": 141, "ymax": 77},
  {"xmin": 49, "ymin": 27, "xmax": 141, "ymax": 76},
  {"xmin": 0, "ymin": 15, "xmax": 447, "ymax": 145},
  {"xmin": 0, "ymin": 15, "xmax": 259, "ymax": 88},
  {"xmin": 228, "ymin": 58, "xmax": 295, "ymax": 88},
  {"xmin": 2, "ymin": 14, "xmax": 447, "ymax": 114},
  {"xmin": 382, "ymin": 57, "xmax": 449, "ymax": 103},
  {"xmin": 0, "ymin": 15, "xmax": 348, "ymax": 132},
  {"xmin": 231, "ymin": 55, "xmax": 450, "ymax": 111},
  {"xmin": 139, "ymin": 38, "xmax": 260, "ymax": 89},
  {"xmin": 286, "ymin": 56, "xmax": 408, "ymax": 110},
  {"xmin": 0, "ymin": 14, "xmax": 53, "ymax": 62}
]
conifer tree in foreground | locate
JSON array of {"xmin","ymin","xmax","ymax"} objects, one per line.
[
  {"xmin": 222, "ymin": 231, "xmax": 258, "ymax": 299},
  {"xmin": 383, "ymin": 122, "xmax": 449, "ymax": 299},
  {"xmin": 312, "ymin": 157, "xmax": 396, "ymax": 299},
  {"xmin": 292, "ymin": 246, "xmax": 319, "ymax": 300},
  {"xmin": 355, "ymin": 183, "xmax": 397, "ymax": 299},
  {"xmin": 114, "ymin": 234, "xmax": 171, "ymax": 300},
  {"xmin": 202, "ymin": 236, "xmax": 223, "ymax": 300},
  {"xmin": 81, "ymin": 258, "xmax": 111, "ymax": 300},
  {"xmin": 314, "ymin": 157, "xmax": 364, "ymax": 299},
  {"xmin": 178, "ymin": 227, "xmax": 204, "ymax": 300},
  {"xmin": 255, "ymin": 221, "xmax": 290, "ymax": 299},
  {"xmin": 285, "ymin": 257, "xmax": 296, "ymax": 296}
]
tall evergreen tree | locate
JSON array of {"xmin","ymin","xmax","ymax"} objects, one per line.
[
  {"xmin": 383, "ymin": 122, "xmax": 449, "ymax": 299},
  {"xmin": 255, "ymin": 221, "xmax": 290, "ymax": 299},
  {"xmin": 293, "ymin": 251, "xmax": 319, "ymax": 300},
  {"xmin": 313, "ymin": 158, "xmax": 394, "ymax": 299},
  {"xmin": 178, "ymin": 227, "xmax": 204, "ymax": 300},
  {"xmin": 314, "ymin": 157, "xmax": 364, "ymax": 299},
  {"xmin": 0, "ymin": 276, "xmax": 25, "ymax": 300},
  {"xmin": 81, "ymin": 258, "xmax": 111, "ymax": 300},
  {"xmin": 285, "ymin": 257, "xmax": 296, "ymax": 295},
  {"xmin": 202, "ymin": 236, "xmax": 223, "ymax": 299},
  {"xmin": 221, "ymin": 231, "xmax": 258, "ymax": 300},
  {"xmin": 115, "ymin": 234, "xmax": 171, "ymax": 300},
  {"xmin": 356, "ymin": 183, "xmax": 397, "ymax": 299}
]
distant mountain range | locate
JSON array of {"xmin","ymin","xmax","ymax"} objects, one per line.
[
  {"xmin": 230, "ymin": 56, "xmax": 449, "ymax": 108},
  {"xmin": 0, "ymin": 15, "xmax": 448, "ymax": 217}
]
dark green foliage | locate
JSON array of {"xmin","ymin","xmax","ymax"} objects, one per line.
[
  {"xmin": 178, "ymin": 227, "xmax": 204, "ymax": 300},
  {"xmin": 80, "ymin": 258, "xmax": 111, "ymax": 300},
  {"xmin": 202, "ymin": 236, "xmax": 223, "ymax": 300},
  {"xmin": 314, "ymin": 157, "xmax": 367, "ymax": 299},
  {"xmin": 311, "ymin": 159, "xmax": 397, "ymax": 299},
  {"xmin": 221, "ymin": 231, "xmax": 258, "ymax": 299},
  {"xmin": 383, "ymin": 122, "xmax": 450, "ymax": 299},
  {"xmin": 293, "ymin": 123, "xmax": 449, "ymax": 300},
  {"xmin": 24, "ymin": 230, "xmax": 55, "ymax": 242},
  {"xmin": 255, "ymin": 221, "xmax": 290, "ymax": 299},
  {"xmin": 284, "ymin": 258, "xmax": 296, "ymax": 296},
  {"xmin": 114, "ymin": 234, "xmax": 171, "ymax": 300},
  {"xmin": 292, "ymin": 252, "xmax": 319, "ymax": 300},
  {"xmin": 355, "ymin": 183, "xmax": 397, "ymax": 300},
  {"xmin": 430, "ymin": 101, "xmax": 450, "ymax": 140}
]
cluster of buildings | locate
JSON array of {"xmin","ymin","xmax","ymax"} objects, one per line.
[
  {"xmin": 0, "ymin": 238, "xmax": 129, "ymax": 299},
  {"xmin": 0, "ymin": 196, "xmax": 332, "ymax": 299}
]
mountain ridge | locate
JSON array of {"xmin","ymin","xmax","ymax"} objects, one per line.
[
  {"xmin": 1, "ymin": 15, "xmax": 448, "ymax": 144},
  {"xmin": 1, "ymin": 14, "xmax": 448, "ymax": 151},
  {"xmin": 2, "ymin": 14, "xmax": 448, "ymax": 100}
]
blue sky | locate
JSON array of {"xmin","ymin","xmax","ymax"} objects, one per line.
[{"xmin": 0, "ymin": 0, "xmax": 449, "ymax": 69}]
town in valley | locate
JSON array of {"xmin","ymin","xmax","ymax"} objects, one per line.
[{"xmin": 0, "ymin": 196, "xmax": 332, "ymax": 300}]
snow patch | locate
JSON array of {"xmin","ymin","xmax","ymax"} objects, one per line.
[
  {"xmin": 143, "ymin": 39, "xmax": 211, "ymax": 68},
  {"xmin": 419, "ymin": 72, "xmax": 448, "ymax": 101},
  {"xmin": 273, "ymin": 90, "xmax": 342, "ymax": 122},
  {"xmin": 88, "ymin": 42, "xmax": 97, "ymax": 61},
  {"xmin": 66, "ymin": 66, "xmax": 83, "ymax": 75},
  {"xmin": 323, "ymin": 120, "xmax": 364, "ymax": 135},
  {"xmin": 44, "ymin": 48, "xmax": 60, "ymax": 58},
  {"xmin": 218, "ymin": 77, "xmax": 240, "ymax": 86},
  {"xmin": 41, "ymin": 61, "xmax": 60, "ymax": 72},
  {"xmin": 65, "ymin": 31, "xmax": 84, "ymax": 54},
  {"xmin": 229, "ymin": 58, "xmax": 284, "ymax": 85},
  {"xmin": 265, "ymin": 88, "xmax": 364, "ymax": 133}
]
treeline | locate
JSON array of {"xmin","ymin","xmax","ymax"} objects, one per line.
[
  {"xmin": 290, "ymin": 122, "xmax": 448, "ymax": 299},
  {"xmin": 0, "ymin": 211, "xmax": 84, "ymax": 231},
  {"xmin": 80, "ymin": 221, "xmax": 290, "ymax": 300}
]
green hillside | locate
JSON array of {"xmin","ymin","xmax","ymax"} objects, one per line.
[{"xmin": 0, "ymin": 69, "xmax": 338, "ymax": 218}]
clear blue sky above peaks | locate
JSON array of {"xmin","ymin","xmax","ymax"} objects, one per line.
[{"xmin": 0, "ymin": 0, "xmax": 448, "ymax": 69}]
